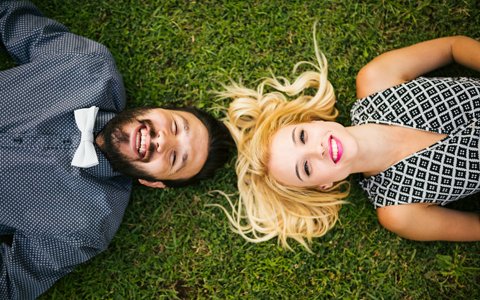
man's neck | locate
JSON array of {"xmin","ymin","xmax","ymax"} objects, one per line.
[{"xmin": 95, "ymin": 131, "xmax": 105, "ymax": 150}]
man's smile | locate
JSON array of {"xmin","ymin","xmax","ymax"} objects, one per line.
[
  {"xmin": 137, "ymin": 126, "xmax": 148, "ymax": 158},
  {"xmin": 130, "ymin": 122, "xmax": 150, "ymax": 160}
]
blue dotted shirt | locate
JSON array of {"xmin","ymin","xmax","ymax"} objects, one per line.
[{"xmin": 0, "ymin": 1, "xmax": 132, "ymax": 298}]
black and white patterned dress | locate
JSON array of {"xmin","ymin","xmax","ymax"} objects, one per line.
[{"xmin": 350, "ymin": 77, "xmax": 480, "ymax": 208}]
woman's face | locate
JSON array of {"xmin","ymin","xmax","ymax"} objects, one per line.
[{"xmin": 268, "ymin": 121, "xmax": 357, "ymax": 189}]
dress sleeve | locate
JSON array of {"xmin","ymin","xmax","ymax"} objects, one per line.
[
  {"xmin": 0, "ymin": 231, "xmax": 103, "ymax": 299},
  {"xmin": 0, "ymin": 1, "xmax": 112, "ymax": 64}
]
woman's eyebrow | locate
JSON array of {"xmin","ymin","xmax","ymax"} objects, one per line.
[
  {"xmin": 295, "ymin": 163, "xmax": 303, "ymax": 182},
  {"xmin": 292, "ymin": 127, "xmax": 297, "ymax": 144}
]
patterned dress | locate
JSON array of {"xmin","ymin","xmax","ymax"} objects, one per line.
[{"xmin": 350, "ymin": 77, "xmax": 480, "ymax": 208}]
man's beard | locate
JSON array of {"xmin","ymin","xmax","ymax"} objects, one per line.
[{"xmin": 98, "ymin": 107, "xmax": 157, "ymax": 181}]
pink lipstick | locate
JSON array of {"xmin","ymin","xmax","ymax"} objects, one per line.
[{"xmin": 329, "ymin": 135, "xmax": 343, "ymax": 164}]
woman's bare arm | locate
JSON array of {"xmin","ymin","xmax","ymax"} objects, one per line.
[
  {"xmin": 356, "ymin": 36, "xmax": 480, "ymax": 99},
  {"xmin": 377, "ymin": 203, "xmax": 480, "ymax": 241}
]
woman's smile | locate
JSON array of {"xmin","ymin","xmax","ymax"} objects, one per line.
[{"xmin": 329, "ymin": 135, "xmax": 343, "ymax": 164}]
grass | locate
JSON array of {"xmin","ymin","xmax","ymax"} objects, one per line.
[{"xmin": 7, "ymin": 0, "xmax": 478, "ymax": 298}]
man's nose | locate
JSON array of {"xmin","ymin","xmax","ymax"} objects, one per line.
[{"xmin": 154, "ymin": 131, "xmax": 174, "ymax": 153}]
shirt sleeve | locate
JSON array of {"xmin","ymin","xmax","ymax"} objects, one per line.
[
  {"xmin": 0, "ymin": 2, "xmax": 127, "ymax": 298},
  {"xmin": 0, "ymin": 1, "xmax": 112, "ymax": 64},
  {"xmin": 0, "ymin": 231, "xmax": 105, "ymax": 299}
]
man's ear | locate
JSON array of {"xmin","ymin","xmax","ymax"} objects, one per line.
[
  {"xmin": 318, "ymin": 182, "xmax": 333, "ymax": 190},
  {"xmin": 138, "ymin": 179, "xmax": 167, "ymax": 189}
]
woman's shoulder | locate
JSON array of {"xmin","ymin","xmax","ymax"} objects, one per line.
[{"xmin": 355, "ymin": 61, "xmax": 408, "ymax": 99}]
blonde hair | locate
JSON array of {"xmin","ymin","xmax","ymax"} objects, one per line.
[{"xmin": 216, "ymin": 33, "xmax": 350, "ymax": 251}]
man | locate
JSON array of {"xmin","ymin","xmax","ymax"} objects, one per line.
[
  {"xmin": 97, "ymin": 105, "xmax": 233, "ymax": 188},
  {"xmin": 0, "ymin": 1, "xmax": 233, "ymax": 299}
]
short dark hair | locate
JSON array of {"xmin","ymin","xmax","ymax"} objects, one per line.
[{"xmin": 160, "ymin": 106, "xmax": 235, "ymax": 187}]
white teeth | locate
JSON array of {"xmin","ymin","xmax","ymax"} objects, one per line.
[
  {"xmin": 136, "ymin": 133, "xmax": 141, "ymax": 151},
  {"xmin": 331, "ymin": 138, "xmax": 338, "ymax": 162},
  {"xmin": 138, "ymin": 128, "xmax": 147, "ymax": 155}
]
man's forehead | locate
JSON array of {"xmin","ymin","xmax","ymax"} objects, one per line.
[{"xmin": 166, "ymin": 108, "xmax": 196, "ymax": 116}]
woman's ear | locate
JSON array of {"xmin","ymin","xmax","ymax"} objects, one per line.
[
  {"xmin": 318, "ymin": 182, "xmax": 333, "ymax": 190},
  {"xmin": 138, "ymin": 179, "xmax": 166, "ymax": 189}
]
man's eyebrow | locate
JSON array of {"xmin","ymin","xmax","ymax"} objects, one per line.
[{"xmin": 181, "ymin": 115, "xmax": 189, "ymax": 134}]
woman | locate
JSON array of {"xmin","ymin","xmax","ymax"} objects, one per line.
[{"xmin": 219, "ymin": 35, "xmax": 480, "ymax": 250}]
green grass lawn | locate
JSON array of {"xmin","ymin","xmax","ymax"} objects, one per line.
[{"xmin": 13, "ymin": 0, "xmax": 480, "ymax": 298}]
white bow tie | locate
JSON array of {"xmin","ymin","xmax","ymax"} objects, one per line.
[{"xmin": 71, "ymin": 106, "xmax": 100, "ymax": 168}]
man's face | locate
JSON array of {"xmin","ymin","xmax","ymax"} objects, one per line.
[{"xmin": 99, "ymin": 108, "xmax": 209, "ymax": 181}]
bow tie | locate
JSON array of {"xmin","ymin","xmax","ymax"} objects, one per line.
[{"xmin": 71, "ymin": 106, "xmax": 100, "ymax": 168}]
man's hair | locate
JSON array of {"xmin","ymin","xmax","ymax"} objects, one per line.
[
  {"xmin": 161, "ymin": 106, "xmax": 234, "ymax": 187},
  {"xmin": 101, "ymin": 106, "xmax": 234, "ymax": 187}
]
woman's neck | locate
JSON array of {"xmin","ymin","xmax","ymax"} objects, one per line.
[{"xmin": 346, "ymin": 124, "xmax": 446, "ymax": 177}]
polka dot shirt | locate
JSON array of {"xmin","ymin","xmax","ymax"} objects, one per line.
[{"xmin": 0, "ymin": 1, "xmax": 132, "ymax": 298}]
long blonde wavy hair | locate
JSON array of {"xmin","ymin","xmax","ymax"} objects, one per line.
[{"xmin": 216, "ymin": 31, "xmax": 350, "ymax": 251}]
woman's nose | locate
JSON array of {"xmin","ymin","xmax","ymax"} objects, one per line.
[{"xmin": 310, "ymin": 142, "xmax": 326, "ymax": 159}]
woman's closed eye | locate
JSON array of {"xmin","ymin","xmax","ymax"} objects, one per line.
[
  {"xmin": 304, "ymin": 160, "xmax": 311, "ymax": 176},
  {"xmin": 299, "ymin": 129, "xmax": 306, "ymax": 144}
]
